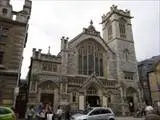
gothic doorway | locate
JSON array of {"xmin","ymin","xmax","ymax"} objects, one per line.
[
  {"xmin": 86, "ymin": 96, "xmax": 100, "ymax": 107},
  {"xmin": 40, "ymin": 93, "xmax": 54, "ymax": 105},
  {"xmin": 126, "ymin": 87, "xmax": 138, "ymax": 113},
  {"xmin": 127, "ymin": 96, "xmax": 134, "ymax": 112},
  {"xmin": 86, "ymin": 85, "xmax": 100, "ymax": 107}
]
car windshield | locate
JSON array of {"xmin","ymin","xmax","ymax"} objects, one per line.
[{"xmin": 83, "ymin": 108, "xmax": 93, "ymax": 115}]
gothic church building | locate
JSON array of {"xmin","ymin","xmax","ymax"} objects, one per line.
[{"xmin": 28, "ymin": 5, "xmax": 141, "ymax": 114}]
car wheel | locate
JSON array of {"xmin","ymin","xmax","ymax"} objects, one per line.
[{"xmin": 109, "ymin": 119, "xmax": 115, "ymax": 120}]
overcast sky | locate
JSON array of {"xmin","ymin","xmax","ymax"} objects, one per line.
[{"xmin": 10, "ymin": 0, "xmax": 160, "ymax": 79}]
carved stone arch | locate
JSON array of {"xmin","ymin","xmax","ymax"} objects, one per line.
[
  {"xmin": 106, "ymin": 89, "xmax": 119, "ymax": 96},
  {"xmin": 126, "ymin": 86, "xmax": 138, "ymax": 97},
  {"xmin": 86, "ymin": 83, "xmax": 98, "ymax": 96},
  {"xmin": 38, "ymin": 80, "xmax": 58, "ymax": 90},
  {"xmin": 76, "ymin": 38, "xmax": 106, "ymax": 52}
]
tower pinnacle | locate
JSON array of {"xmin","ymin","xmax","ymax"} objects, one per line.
[
  {"xmin": 90, "ymin": 20, "xmax": 93, "ymax": 25},
  {"xmin": 48, "ymin": 46, "xmax": 51, "ymax": 55}
]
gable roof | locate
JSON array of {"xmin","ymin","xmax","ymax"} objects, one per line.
[{"xmin": 68, "ymin": 21, "xmax": 115, "ymax": 55}]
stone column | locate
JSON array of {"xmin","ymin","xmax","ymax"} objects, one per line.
[
  {"xmin": 79, "ymin": 95, "xmax": 85, "ymax": 110},
  {"xmin": 120, "ymin": 87, "xmax": 125, "ymax": 116},
  {"xmin": 103, "ymin": 96, "xmax": 107, "ymax": 107}
]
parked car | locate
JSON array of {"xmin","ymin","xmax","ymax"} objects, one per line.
[
  {"xmin": 0, "ymin": 106, "xmax": 16, "ymax": 120},
  {"xmin": 70, "ymin": 107, "xmax": 115, "ymax": 120}
]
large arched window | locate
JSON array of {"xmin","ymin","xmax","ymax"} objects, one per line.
[{"xmin": 78, "ymin": 40, "xmax": 104, "ymax": 76}]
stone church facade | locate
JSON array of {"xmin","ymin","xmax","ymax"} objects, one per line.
[
  {"xmin": 28, "ymin": 5, "xmax": 141, "ymax": 115},
  {"xmin": 0, "ymin": 0, "xmax": 31, "ymax": 106}
]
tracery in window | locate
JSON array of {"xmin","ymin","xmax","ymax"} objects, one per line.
[
  {"xmin": 78, "ymin": 40, "xmax": 104, "ymax": 76},
  {"xmin": 87, "ymin": 86, "xmax": 97, "ymax": 96},
  {"xmin": 42, "ymin": 62, "xmax": 57, "ymax": 72},
  {"xmin": 119, "ymin": 18, "xmax": 126, "ymax": 38},
  {"xmin": 124, "ymin": 71, "xmax": 134, "ymax": 80}
]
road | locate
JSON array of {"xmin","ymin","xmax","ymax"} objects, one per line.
[{"xmin": 116, "ymin": 116, "xmax": 144, "ymax": 120}]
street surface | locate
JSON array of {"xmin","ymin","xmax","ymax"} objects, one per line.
[{"xmin": 116, "ymin": 117, "xmax": 145, "ymax": 120}]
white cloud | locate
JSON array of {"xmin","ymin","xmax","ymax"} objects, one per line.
[{"xmin": 10, "ymin": 0, "xmax": 160, "ymax": 79}]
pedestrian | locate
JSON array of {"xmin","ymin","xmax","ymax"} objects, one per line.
[
  {"xmin": 39, "ymin": 107, "xmax": 46, "ymax": 120},
  {"xmin": 26, "ymin": 105, "xmax": 35, "ymax": 120},
  {"xmin": 65, "ymin": 104, "xmax": 71, "ymax": 120},
  {"xmin": 56, "ymin": 106, "xmax": 63, "ymax": 120},
  {"xmin": 35, "ymin": 103, "xmax": 43, "ymax": 120}
]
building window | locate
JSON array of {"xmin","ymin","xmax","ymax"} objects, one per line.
[
  {"xmin": 124, "ymin": 71, "xmax": 134, "ymax": 80},
  {"xmin": 2, "ymin": 8, "xmax": 8, "ymax": 15},
  {"xmin": 119, "ymin": 18, "xmax": 126, "ymax": 38},
  {"xmin": 0, "ymin": 51, "xmax": 4, "ymax": 64},
  {"xmin": 87, "ymin": 86, "xmax": 97, "ymax": 96},
  {"xmin": 124, "ymin": 49, "xmax": 129, "ymax": 61},
  {"xmin": 72, "ymin": 92, "xmax": 76, "ymax": 102},
  {"xmin": 107, "ymin": 21, "xmax": 112, "ymax": 40},
  {"xmin": 100, "ymin": 58, "xmax": 103, "ymax": 76},
  {"xmin": 42, "ymin": 62, "xmax": 57, "ymax": 72},
  {"xmin": 52, "ymin": 64, "xmax": 57, "ymax": 72},
  {"xmin": 78, "ymin": 40, "xmax": 104, "ymax": 76},
  {"xmin": 108, "ymin": 96, "xmax": 111, "ymax": 103}
]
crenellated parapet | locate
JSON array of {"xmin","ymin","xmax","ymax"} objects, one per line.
[
  {"xmin": 0, "ymin": 0, "xmax": 32, "ymax": 24},
  {"xmin": 102, "ymin": 5, "xmax": 133, "ymax": 23},
  {"xmin": 32, "ymin": 48, "xmax": 61, "ymax": 63}
]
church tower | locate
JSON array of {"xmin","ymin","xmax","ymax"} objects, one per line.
[
  {"xmin": 102, "ymin": 5, "xmax": 141, "ymax": 114},
  {"xmin": 0, "ymin": 0, "xmax": 32, "ymax": 106}
]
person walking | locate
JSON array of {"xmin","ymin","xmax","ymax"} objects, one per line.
[
  {"xmin": 35, "ymin": 103, "xmax": 44, "ymax": 120},
  {"xmin": 39, "ymin": 107, "xmax": 46, "ymax": 120},
  {"xmin": 56, "ymin": 106, "xmax": 63, "ymax": 120},
  {"xmin": 26, "ymin": 105, "xmax": 35, "ymax": 120},
  {"xmin": 65, "ymin": 104, "xmax": 71, "ymax": 120}
]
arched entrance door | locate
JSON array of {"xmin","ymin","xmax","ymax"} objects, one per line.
[
  {"xmin": 86, "ymin": 86, "xmax": 100, "ymax": 107},
  {"xmin": 38, "ymin": 80, "xmax": 57, "ymax": 106},
  {"xmin": 126, "ymin": 87, "xmax": 138, "ymax": 113}
]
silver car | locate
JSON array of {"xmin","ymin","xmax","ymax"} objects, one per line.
[{"xmin": 71, "ymin": 107, "xmax": 115, "ymax": 120}]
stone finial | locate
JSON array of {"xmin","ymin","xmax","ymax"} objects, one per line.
[
  {"xmin": 90, "ymin": 20, "xmax": 93, "ymax": 25},
  {"xmin": 61, "ymin": 36, "xmax": 65, "ymax": 40},
  {"xmin": 38, "ymin": 49, "xmax": 42, "ymax": 53},
  {"xmin": 32, "ymin": 48, "xmax": 36, "ymax": 52},
  {"xmin": 110, "ymin": 4, "xmax": 118, "ymax": 11},
  {"xmin": 66, "ymin": 37, "xmax": 69, "ymax": 40},
  {"xmin": 125, "ymin": 9, "xmax": 130, "ymax": 14},
  {"xmin": 48, "ymin": 46, "xmax": 51, "ymax": 55}
]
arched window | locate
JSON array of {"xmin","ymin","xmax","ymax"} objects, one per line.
[
  {"xmin": 119, "ymin": 18, "xmax": 126, "ymax": 38},
  {"xmin": 124, "ymin": 49, "xmax": 129, "ymax": 61},
  {"xmin": 87, "ymin": 86, "xmax": 97, "ymax": 96},
  {"xmin": 2, "ymin": 8, "xmax": 8, "ymax": 15},
  {"xmin": 72, "ymin": 92, "xmax": 77, "ymax": 102},
  {"xmin": 107, "ymin": 20, "xmax": 112, "ymax": 40},
  {"xmin": 78, "ymin": 40, "xmax": 104, "ymax": 76}
]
